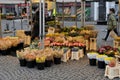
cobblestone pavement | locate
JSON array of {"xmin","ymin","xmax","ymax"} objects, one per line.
[{"xmin": 0, "ymin": 56, "xmax": 119, "ymax": 80}]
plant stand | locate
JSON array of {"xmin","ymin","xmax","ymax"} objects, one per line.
[
  {"xmin": 105, "ymin": 65, "xmax": 120, "ymax": 79},
  {"xmin": 61, "ymin": 49, "xmax": 70, "ymax": 62},
  {"xmin": 113, "ymin": 40, "xmax": 120, "ymax": 48},
  {"xmin": 71, "ymin": 49, "xmax": 84, "ymax": 60}
]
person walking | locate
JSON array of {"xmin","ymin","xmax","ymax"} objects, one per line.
[
  {"xmin": 31, "ymin": 8, "xmax": 39, "ymax": 41},
  {"xmin": 103, "ymin": 8, "xmax": 118, "ymax": 41}
]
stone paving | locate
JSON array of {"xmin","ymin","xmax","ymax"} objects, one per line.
[
  {"xmin": 0, "ymin": 21, "xmax": 120, "ymax": 80},
  {"xmin": 0, "ymin": 56, "xmax": 119, "ymax": 80}
]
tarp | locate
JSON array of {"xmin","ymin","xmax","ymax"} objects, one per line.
[{"xmin": 0, "ymin": 0, "xmax": 25, "ymax": 4}]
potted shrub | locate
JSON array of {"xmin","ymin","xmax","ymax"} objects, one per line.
[
  {"xmin": 87, "ymin": 52, "xmax": 98, "ymax": 66},
  {"xmin": 36, "ymin": 55, "xmax": 46, "ymax": 70},
  {"xmin": 54, "ymin": 50, "xmax": 63, "ymax": 64},
  {"xmin": 45, "ymin": 54, "xmax": 53, "ymax": 67},
  {"xmin": 16, "ymin": 50, "xmax": 26, "ymax": 67},
  {"xmin": 96, "ymin": 55, "xmax": 107, "ymax": 69},
  {"xmin": 25, "ymin": 54, "xmax": 36, "ymax": 68}
]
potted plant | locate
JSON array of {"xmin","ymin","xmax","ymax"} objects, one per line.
[
  {"xmin": 96, "ymin": 55, "xmax": 107, "ymax": 69},
  {"xmin": 36, "ymin": 55, "xmax": 46, "ymax": 70},
  {"xmin": 45, "ymin": 54, "xmax": 53, "ymax": 67},
  {"xmin": 54, "ymin": 50, "xmax": 63, "ymax": 64},
  {"xmin": 87, "ymin": 52, "xmax": 98, "ymax": 66},
  {"xmin": 16, "ymin": 50, "xmax": 26, "ymax": 67},
  {"xmin": 25, "ymin": 54, "xmax": 36, "ymax": 68},
  {"xmin": 104, "ymin": 57, "xmax": 115, "ymax": 66}
]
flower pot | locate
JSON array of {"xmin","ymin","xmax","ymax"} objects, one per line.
[
  {"xmin": 98, "ymin": 61, "xmax": 105, "ymax": 69},
  {"xmin": 89, "ymin": 59, "xmax": 96, "ymax": 66},
  {"xmin": 11, "ymin": 46, "xmax": 17, "ymax": 53},
  {"xmin": 26, "ymin": 60, "xmax": 35, "ymax": 68},
  {"xmin": 19, "ymin": 59, "xmax": 26, "ymax": 67},
  {"xmin": 1, "ymin": 50, "xmax": 7, "ymax": 56},
  {"xmin": 54, "ymin": 57, "xmax": 61, "ymax": 64},
  {"xmin": 17, "ymin": 43, "xmax": 24, "ymax": 50},
  {"xmin": 45, "ymin": 60, "xmax": 52, "ymax": 67},
  {"xmin": 36, "ymin": 62, "xmax": 45, "ymax": 70}
]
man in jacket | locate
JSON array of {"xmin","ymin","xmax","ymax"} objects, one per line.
[{"xmin": 103, "ymin": 8, "xmax": 118, "ymax": 41}]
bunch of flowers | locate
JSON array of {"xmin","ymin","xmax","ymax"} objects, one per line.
[
  {"xmin": 98, "ymin": 46, "xmax": 118, "ymax": 57},
  {"xmin": 96, "ymin": 55, "xmax": 108, "ymax": 61},
  {"xmin": 87, "ymin": 52, "xmax": 98, "ymax": 59},
  {"xmin": 104, "ymin": 57, "xmax": 115, "ymax": 65}
]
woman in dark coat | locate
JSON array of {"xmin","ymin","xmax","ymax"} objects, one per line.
[{"xmin": 31, "ymin": 9, "xmax": 39, "ymax": 41}]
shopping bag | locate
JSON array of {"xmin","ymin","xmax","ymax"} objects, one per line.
[{"xmin": 110, "ymin": 30, "xmax": 117, "ymax": 38}]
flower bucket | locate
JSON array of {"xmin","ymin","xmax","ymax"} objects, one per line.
[
  {"xmin": 17, "ymin": 42, "xmax": 24, "ymax": 50},
  {"xmin": 19, "ymin": 59, "xmax": 26, "ymax": 67},
  {"xmin": 98, "ymin": 61, "xmax": 105, "ymax": 69},
  {"xmin": 45, "ymin": 60, "xmax": 52, "ymax": 67},
  {"xmin": 54, "ymin": 57, "xmax": 61, "ymax": 64},
  {"xmin": 36, "ymin": 62, "xmax": 45, "ymax": 70},
  {"xmin": 26, "ymin": 60, "xmax": 35, "ymax": 68},
  {"xmin": 1, "ymin": 50, "xmax": 7, "ymax": 56},
  {"xmin": 89, "ymin": 59, "xmax": 96, "ymax": 66}
]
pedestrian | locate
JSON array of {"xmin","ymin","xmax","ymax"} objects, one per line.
[
  {"xmin": 31, "ymin": 8, "xmax": 39, "ymax": 41},
  {"xmin": 102, "ymin": 8, "xmax": 118, "ymax": 41}
]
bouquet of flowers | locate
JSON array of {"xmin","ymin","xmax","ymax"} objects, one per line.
[
  {"xmin": 87, "ymin": 52, "xmax": 98, "ymax": 59},
  {"xmin": 98, "ymin": 46, "xmax": 118, "ymax": 57},
  {"xmin": 96, "ymin": 55, "xmax": 108, "ymax": 61},
  {"xmin": 104, "ymin": 57, "xmax": 115, "ymax": 65}
]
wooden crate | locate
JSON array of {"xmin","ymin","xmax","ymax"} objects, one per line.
[
  {"xmin": 113, "ymin": 40, "xmax": 120, "ymax": 48},
  {"xmin": 90, "ymin": 38, "xmax": 97, "ymax": 50},
  {"xmin": 85, "ymin": 40, "xmax": 89, "ymax": 50}
]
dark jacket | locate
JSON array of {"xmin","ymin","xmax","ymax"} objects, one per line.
[{"xmin": 31, "ymin": 11, "xmax": 39, "ymax": 40}]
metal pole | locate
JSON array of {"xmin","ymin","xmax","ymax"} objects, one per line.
[
  {"xmin": 54, "ymin": 0, "xmax": 56, "ymax": 27},
  {"xmin": 62, "ymin": 0, "xmax": 64, "ymax": 27},
  {"xmin": 81, "ymin": 0, "xmax": 85, "ymax": 27},
  {"xmin": 75, "ymin": 0, "xmax": 77, "ymax": 27},
  {"xmin": 118, "ymin": 0, "xmax": 120, "ymax": 35},
  {"xmin": 39, "ymin": 0, "xmax": 42, "ymax": 49},
  {"xmin": 30, "ymin": 0, "xmax": 33, "ymax": 35},
  {"xmin": 42, "ymin": 0, "xmax": 45, "ymax": 49},
  {"xmin": 0, "ymin": 10, "xmax": 2, "ymax": 38}
]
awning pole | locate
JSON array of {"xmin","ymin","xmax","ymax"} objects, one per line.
[
  {"xmin": 0, "ymin": 9, "xmax": 2, "ymax": 38},
  {"xmin": 39, "ymin": 0, "xmax": 42, "ymax": 49},
  {"xmin": 81, "ymin": 0, "xmax": 85, "ymax": 27}
]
